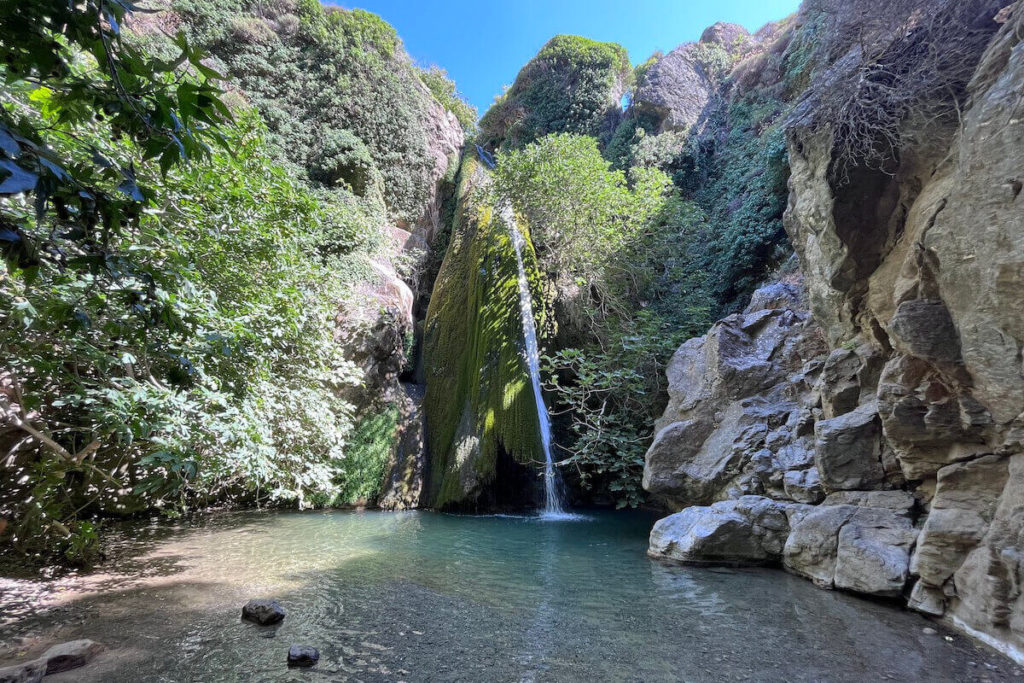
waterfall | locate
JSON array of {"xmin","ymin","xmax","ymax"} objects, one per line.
[{"xmin": 506, "ymin": 213, "xmax": 566, "ymax": 517}]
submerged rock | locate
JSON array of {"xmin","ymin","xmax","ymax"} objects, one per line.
[
  {"xmin": 242, "ymin": 600, "xmax": 286, "ymax": 626},
  {"xmin": 0, "ymin": 659, "xmax": 46, "ymax": 683},
  {"xmin": 287, "ymin": 645, "xmax": 319, "ymax": 668},
  {"xmin": 42, "ymin": 639, "xmax": 103, "ymax": 674}
]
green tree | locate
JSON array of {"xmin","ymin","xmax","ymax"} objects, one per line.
[{"xmin": 494, "ymin": 133, "xmax": 713, "ymax": 505}]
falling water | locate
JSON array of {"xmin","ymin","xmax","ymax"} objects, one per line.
[{"xmin": 506, "ymin": 213, "xmax": 566, "ymax": 517}]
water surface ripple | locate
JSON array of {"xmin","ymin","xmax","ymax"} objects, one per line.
[{"xmin": 0, "ymin": 510, "xmax": 1018, "ymax": 682}]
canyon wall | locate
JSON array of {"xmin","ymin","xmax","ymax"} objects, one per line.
[{"xmin": 645, "ymin": 0, "xmax": 1024, "ymax": 663}]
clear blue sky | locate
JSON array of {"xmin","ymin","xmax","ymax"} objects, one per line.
[{"xmin": 325, "ymin": 0, "xmax": 802, "ymax": 115}]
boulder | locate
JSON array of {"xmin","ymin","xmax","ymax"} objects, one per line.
[
  {"xmin": 632, "ymin": 45, "xmax": 713, "ymax": 132},
  {"xmin": 783, "ymin": 505, "xmax": 856, "ymax": 587},
  {"xmin": 287, "ymin": 645, "xmax": 320, "ymax": 668},
  {"xmin": 783, "ymin": 468, "xmax": 825, "ymax": 504},
  {"xmin": 814, "ymin": 402, "xmax": 886, "ymax": 490},
  {"xmin": 834, "ymin": 508, "xmax": 918, "ymax": 597},
  {"xmin": 648, "ymin": 496, "xmax": 793, "ymax": 565},
  {"xmin": 784, "ymin": 505, "xmax": 917, "ymax": 596},
  {"xmin": 0, "ymin": 659, "xmax": 46, "ymax": 683},
  {"xmin": 911, "ymin": 455, "xmax": 1010, "ymax": 587},
  {"xmin": 645, "ymin": 288, "xmax": 827, "ymax": 509},
  {"xmin": 242, "ymin": 599, "xmax": 286, "ymax": 626},
  {"xmin": 908, "ymin": 580, "xmax": 947, "ymax": 617},
  {"xmin": 699, "ymin": 22, "xmax": 751, "ymax": 53},
  {"xmin": 42, "ymin": 640, "xmax": 103, "ymax": 675}
]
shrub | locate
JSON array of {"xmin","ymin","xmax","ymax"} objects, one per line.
[
  {"xmin": 417, "ymin": 65, "xmax": 478, "ymax": 134},
  {"xmin": 495, "ymin": 134, "xmax": 714, "ymax": 505},
  {"xmin": 479, "ymin": 36, "xmax": 632, "ymax": 150},
  {"xmin": 171, "ymin": 0, "xmax": 463, "ymax": 224}
]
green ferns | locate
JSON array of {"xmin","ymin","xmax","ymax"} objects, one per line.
[
  {"xmin": 422, "ymin": 158, "xmax": 546, "ymax": 508},
  {"xmin": 479, "ymin": 35, "xmax": 631, "ymax": 150}
]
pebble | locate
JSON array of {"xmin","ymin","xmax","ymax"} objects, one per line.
[{"xmin": 922, "ymin": 627, "xmax": 937, "ymax": 635}]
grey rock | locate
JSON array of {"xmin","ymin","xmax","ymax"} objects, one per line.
[
  {"xmin": 814, "ymin": 403, "xmax": 886, "ymax": 490},
  {"xmin": 743, "ymin": 282, "xmax": 802, "ymax": 313},
  {"xmin": 378, "ymin": 384, "xmax": 427, "ymax": 510},
  {"xmin": 783, "ymin": 468, "xmax": 825, "ymax": 504},
  {"xmin": 822, "ymin": 489, "xmax": 915, "ymax": 513},
  {"xmin": 785, "ymin": 505, "xmax": 917, "ymax": 596},
  {"xmin": 648, "ymin": 496, "xmax": 793, "ymax": 565},
  {"xmin": 784, "ymin": 505, "xmax": 857, "ymax": 587},
  {"xmin": 242, "ymin": 599, "xmax": 286, "ymax": 625},
  {"xmin": 909, "ymin": 580, "xmax": 947, "ymax": 617},
  {"xmin": 42, "ymin": 640, "xmax": 103, "ymax": 675},
  {"xmin": 632, "ymin": 45, "xmax": 713, "ymax": 132},
  {"xmin": 287, "ymin": 645, "xmax": 319, "ymax": 668},
  {"xmin": 699, "ymin": 22, "xmax": 750, "ymax": 52},
  {"xmin": 888, "ymin": 299, "xmax": 962, "ymax": 364},
  {"xmin": 911, "ymin": 455, "xmax": 1010, "ymax": 586},
  {"xmin": 834, "ymin": 508, "xmax": 918, "ymax": 597},
  {"xmin": 0, "ymin": 659, "xmax": 46, "ymax": 683}
]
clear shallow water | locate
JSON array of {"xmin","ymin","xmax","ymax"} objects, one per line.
[{"xmin": 0, "ymin": 510, "xmax": 1018, "ymax": 682}]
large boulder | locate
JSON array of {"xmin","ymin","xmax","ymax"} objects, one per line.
[
  {"xmin": 784, "ymin": 505, "xmax": 917, "ymax": 597},
  {"xmin": 632, "ymin": 45, "xmax": 714, "ymax": 132},
  {"xmin": 644, "ymin": 288, "xmax": 828, "ymax": 510},
  {"xmin": 648, "ymin": 496, "xmax": 794, "ymax": 565}
]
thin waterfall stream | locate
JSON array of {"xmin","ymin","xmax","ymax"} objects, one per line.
[{"xmin": 505, "ymin": 209, "xmax": 567, "ymax": 517}]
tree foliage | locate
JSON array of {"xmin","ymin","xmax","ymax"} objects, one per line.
[
  {"xmin": 0, "ymin": 2, "xmax": 392, "ymax": 563},
  {"xmin": 167, "ymin": 0, "xmax": 468, "ymax": 224},
  {"xmin": 495, "ymin": 134, "xmax": 713, "ymax": 505}
]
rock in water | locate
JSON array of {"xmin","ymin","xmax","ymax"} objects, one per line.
[
  {"xmin": 241, "ymin": 599, "xmax": 286, "ymax": 625},
  {"xmin": 0, "ymin": 658, "xmax": 47, "ymax": 683},
  {"xmin": 42, "ymin": 640, "xmax": 103, "ymax": 674},
  {"xmin": 287, "ymin": 645, "xmax": 319, "ymax": 667}
]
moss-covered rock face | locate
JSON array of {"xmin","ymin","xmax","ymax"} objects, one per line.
[
  {"xmin": 479, "ymin": 35, "xmax": 631, "ymax": 151},
  {"xmin": 422, "ymin": 157, "xmax": 548, "ymax": 509}
]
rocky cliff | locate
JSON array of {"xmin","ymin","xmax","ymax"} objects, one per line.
[
  {"xmin": 419, "ymin": 158, "xmax": 549, "ymax": 509},
  {"xmin": 645, "ymin": 0, "xmax": 1024, "ymax": 663}
]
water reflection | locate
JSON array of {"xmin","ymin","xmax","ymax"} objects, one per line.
[{"xmin": 0, "ymin": 510, "xmax": 1017, "ymax": 682}]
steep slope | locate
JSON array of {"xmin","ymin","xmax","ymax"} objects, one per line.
[{"xmin": 421, "ymin": 158, "xmax": 548, "ymax": 509}]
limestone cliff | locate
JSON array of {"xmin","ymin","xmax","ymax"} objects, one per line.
[{"xmin": 645, "ymin": 0, "xmax": 1024, "ymax": 663}]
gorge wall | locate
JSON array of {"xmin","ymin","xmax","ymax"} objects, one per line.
[{"xmin": 645, "ymin": 0, "xmax": 1024, "ymax": 662}]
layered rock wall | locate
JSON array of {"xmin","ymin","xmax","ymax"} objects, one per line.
[{"xmin": 646, "ymin": 1, "xmax": 1024, "ymax": 663}]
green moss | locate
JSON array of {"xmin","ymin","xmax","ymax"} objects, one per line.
[{"xmin": 422, "ymin": 157, "xmax": 546, "ymax": 508}]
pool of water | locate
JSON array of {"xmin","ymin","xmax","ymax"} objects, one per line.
[{"xmin": 0, "ymin": 510, "xmax": 1017, "ymax": 682}]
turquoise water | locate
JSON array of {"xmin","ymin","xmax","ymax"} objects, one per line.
[{"xmin": 0, "ymin": 510, "xmax": 1016, "ymax": 681}]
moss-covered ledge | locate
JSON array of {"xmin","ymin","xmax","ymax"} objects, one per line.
[{"xmin": 422, "ymin": 156, "xmax": 549, "ymax": 509}]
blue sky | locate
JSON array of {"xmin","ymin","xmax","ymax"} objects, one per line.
[{"xmin": 325, "ymin": 0, "xmax": 802, "ymax": 115}]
